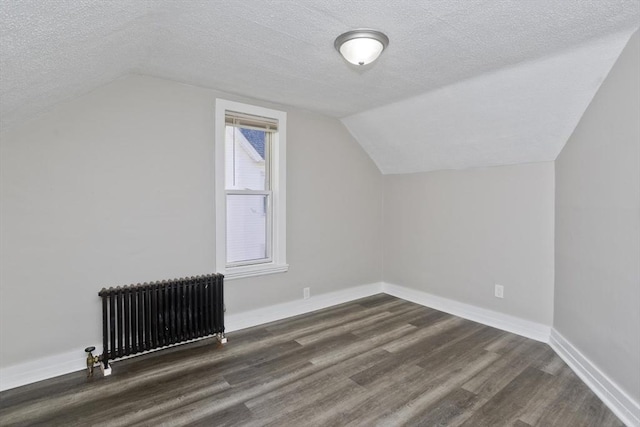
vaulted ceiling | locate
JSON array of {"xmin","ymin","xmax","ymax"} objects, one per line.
[{"xmin": 1, "ymin": 0, "xmax": 639, "ymax": 173}]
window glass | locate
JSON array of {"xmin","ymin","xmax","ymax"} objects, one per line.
[
  {"xmin": 226, "ymin": 194, "xmax": 268, "ymax": 264},
  {"xmin": 225, "ymin": 126, "xmax": 267, "ymax": 191}
]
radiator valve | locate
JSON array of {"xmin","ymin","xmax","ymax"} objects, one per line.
[{"xmin": 84, "ymin": 346, "xmax": 99, "ymax": 378}]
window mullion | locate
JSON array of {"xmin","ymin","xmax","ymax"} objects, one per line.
[
  {"xmin": 265, "ymin": 132, "xmax": 271, "ymax": 191},
  {"xmin": 226, "ymin": 190, "xmax": 270, "ymax": 196}
]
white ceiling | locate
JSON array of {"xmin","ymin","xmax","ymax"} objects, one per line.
[
  {"xmin": 342, "ymin": 30, "xmax": 635, "ymax": 174},
  {"xmin": 1, "ymin": 0, "xmax": 639, "ymax": 172}
]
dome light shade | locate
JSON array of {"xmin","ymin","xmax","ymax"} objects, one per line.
[{"xmin": 334, "ymin": 29, "xmax": 389, "ymax": 66}]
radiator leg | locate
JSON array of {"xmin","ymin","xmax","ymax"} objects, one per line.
[
  {"xmin": 101, "ymin": 362, "xmax": 112, "ymax": 377},
  {"xmin": 216, "ymin": 333, "xmax": 227, "ymax": 344}
]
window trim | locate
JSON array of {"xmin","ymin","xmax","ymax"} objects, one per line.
[{"xmin": 215, "ymin": 99, "xmax": 288, "ymax": 280}]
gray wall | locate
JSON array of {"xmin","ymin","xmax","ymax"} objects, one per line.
[
  {"xmin": 555, "ymin": 31, "xmax": 640, "ymax": 402},
  {"xmin": 0, "ymin": 75, "xmax": 383, "ymax": 369},
  {"xmin": 383, "ymin": 162, "xmax": 555, "ymax": 325}
]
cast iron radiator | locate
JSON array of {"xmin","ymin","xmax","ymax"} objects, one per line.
[{"xmin": 94, "ymin": 273, "xmax": 225, "ymax": 373}]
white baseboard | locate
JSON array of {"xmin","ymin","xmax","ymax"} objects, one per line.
[
  {"xmin": 5, "ymin": 278, "xmax": 637, "ymax": 427},
  {"xmin": 549, "ymin": 329, "xmax": 640, "ymax": 427},
  {"xmin": 382, "ymin": 282, "xmax": 551, "ymax": 342},
  {"xmin": 0, "ymin": 345, "xmax": 101, "ymax": 392},
  {"xmin": 225, "ymin": 282, "xmax": 384, "ymax": 333},
  {"xmin": 0, "ymin": 282, "xmax": 384, "ymax": 392}
]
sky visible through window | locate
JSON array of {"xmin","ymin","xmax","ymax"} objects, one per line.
[{"xmin": 240, "ymin": 128, "xmax": 265, "ymax": 159}]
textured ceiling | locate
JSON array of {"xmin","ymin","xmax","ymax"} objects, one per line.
[
  {"xmin": 1, "ymin": 0, "xmax": 639, "ymax": 172},
  {"xmin": 342, "ymin": 29, "xmax": 636, "ymax": 174}
]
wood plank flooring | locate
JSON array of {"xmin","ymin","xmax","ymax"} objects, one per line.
[{"xmin": 0, "ymin": 294, "xmax": 624, "ymax": 426}]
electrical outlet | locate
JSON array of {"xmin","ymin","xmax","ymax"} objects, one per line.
[
  {"xmin": 494, "ymin": 284, "xmax": 504, "ymax": 299},
  {"xmin": 303, "ymin": 287, "xmax": 310, "ymax": 300}
]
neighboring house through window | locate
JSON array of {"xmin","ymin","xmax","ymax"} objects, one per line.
[{"xmin": 215, "ymin": 99, "xmax": 287, "ymax": 279}]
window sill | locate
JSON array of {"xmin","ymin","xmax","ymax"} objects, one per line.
[{"xmin": 224, "ymin": 263, "xmax": 289, "ymax": 280}]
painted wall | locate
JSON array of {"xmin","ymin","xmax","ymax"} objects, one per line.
[
  {"xmin": 383, "ymin": 162, "xmax": 555, "ymax": 325},
  {"xmin": 555, "ymin": 31, "xmax": 640, "ymax": 402},
  {"xmin": 0, "ymin": 75, "xmax": 383, "ymax": 370}
]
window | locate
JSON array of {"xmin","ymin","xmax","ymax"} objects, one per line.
[{"xmin": 215, "ymin": 99, "xmax": 287, "ymax": 279}]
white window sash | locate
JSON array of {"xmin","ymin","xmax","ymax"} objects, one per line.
[{"xmin": 225, "ymin": 190, "xmax": 273, "ymax": 267}]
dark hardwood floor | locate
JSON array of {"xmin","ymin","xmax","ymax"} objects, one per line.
[{"xmin": 0, "ymin": 294, "xmax": 624, "ymax": 426}]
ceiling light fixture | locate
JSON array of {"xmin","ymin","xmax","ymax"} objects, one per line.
[{"xmin": 334, "ymin": 29, "xmax": 389, "ymax": 66}]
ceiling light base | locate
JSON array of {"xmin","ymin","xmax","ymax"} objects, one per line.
[{"xmin": 335, "ymin": 29, "xmax": 389, "ymax": 66}]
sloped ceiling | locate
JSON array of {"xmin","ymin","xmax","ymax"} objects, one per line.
[
  {"xmin": 1, "ymin": 1, "xmax": 639, "ymax": 172},
  {"xmin": 342, "ymin": 30, "xmax": 636, "ymax": 174}
]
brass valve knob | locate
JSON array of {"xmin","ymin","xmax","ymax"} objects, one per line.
[{"xmin": 85, "ymin": 346, "xmax": 97, "ymax": 378}]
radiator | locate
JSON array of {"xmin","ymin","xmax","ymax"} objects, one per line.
[{"xmin": 92, "ymin": 273, "xmax": 225, "ymax": 374}]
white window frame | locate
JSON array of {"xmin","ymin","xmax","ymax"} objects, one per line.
[{"xmin": 215, "ymin": 99, "xmax": 288, "ymax": 279}]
